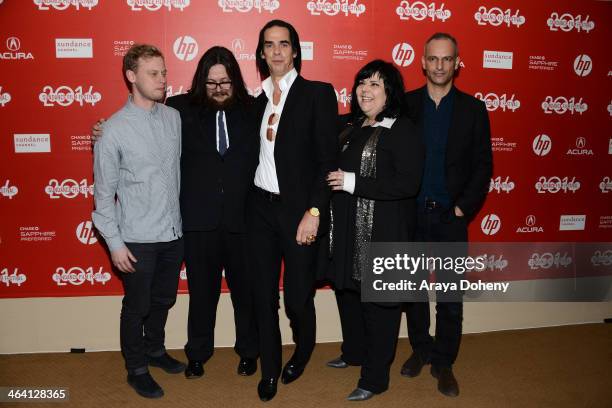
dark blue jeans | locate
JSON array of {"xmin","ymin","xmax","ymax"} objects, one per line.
[{"xmin": 120, "ymin": 238, "xmax": 184, "ymax": 375}]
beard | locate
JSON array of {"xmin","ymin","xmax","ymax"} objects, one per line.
[{"xmin": 205, "ymin": 90, "xmax": 236, "ymax": 111}]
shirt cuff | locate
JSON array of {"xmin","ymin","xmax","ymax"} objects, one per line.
[
  {"xmin": 107, "ymin": 236, "xmax": 126, "ymax": 253},
  {"xmin": 343, "ymin": 172, "xmax": 355, "ymax": 194}
]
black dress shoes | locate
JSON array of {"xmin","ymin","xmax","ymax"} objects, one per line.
[
  {"xmin": 184, "ymin": 360, "xmax": 204, "ymax": 379},
  {"xmin": 257, "ymin": 377, "xmax": 278, "ymax": 402},
  {"xmin": 147, "ymin": 352, "xmax": 186, "ymax": 374},
  {"xmin": 281, "ymin": 360, "xmax": 305, "ymax": 384},
  {"xmin": 127, "ymin": 372, "xmax": 164, "ymax": 399},
  {"xmin": 237, "ymin": 357, "xmax": 257, "ymax": 376},
  {"xmin": 326, "ymin": 356, "xmax": 349, "ymax": 368},
  {"xmin": 400, "ymin": 352, "xmax": 428, "ymax": 377},
  {"xmin": 431, "ymin": 365, "xmax": 460, "ymax": 397}
]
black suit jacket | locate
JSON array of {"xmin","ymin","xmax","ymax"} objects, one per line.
[
  {"xmin": 404, "ymin": 86, "xmax": 493, "ymax": 219},
  {"xmin": 324, "ymin": 117, "xmax": 424, "ymax": 290},
  {"xmin": 166, "ymin": 93, "xmax": 258, "ymax": 233},
  {"xmin": 254, "ymin": 75, "xmax": 339, "ymax": 228}
]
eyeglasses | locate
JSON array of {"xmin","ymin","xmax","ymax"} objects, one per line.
[
  {"xmin": 266, "ymin": 113, "xmax": 278, "ymax": 141},
  {"xmin": 205, "ymin": 81, "xmax": 232, "ymax": 90}
]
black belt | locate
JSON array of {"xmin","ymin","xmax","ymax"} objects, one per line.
[{"xmin": 254, "ymin": 186, "xmax": 281, "ymax": 202}]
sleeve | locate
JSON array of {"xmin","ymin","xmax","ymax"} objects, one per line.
[
  {"xmin": 175, "ymin": 111, "xmax": 182, "ymax": 189},
  {"xmin": 353, "ymin": 119, "xmax": 425, "ymax": 200},
  {"xmin": 454, "ymin": 100, "xmax": 493, "ymax": 218},
  {"xmin": 91, "ymin": 124, "xmax": 125, "ymax": 252},
  {"xmin": 308, "ymin": 83, "xmax": 339, "ymax": 213},
  {"xmin": 343, "ymin": 172, "xmax": 356, "ymax": 194},
  {"xmin": 175, "ymin": 110, "xmax": 182, "ymax": 155}
]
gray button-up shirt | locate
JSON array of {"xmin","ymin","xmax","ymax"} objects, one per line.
[{"xmin": 92, "ymin": 96, "xmax": 182, "ymax": 252}]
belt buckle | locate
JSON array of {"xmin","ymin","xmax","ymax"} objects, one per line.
[{"xmin": 425, "ymin": 199, "xmax": 437, "ymax": 210}]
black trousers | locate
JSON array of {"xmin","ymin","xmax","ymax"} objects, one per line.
[
  {"xmin": 246, "ymin": 191, "xmax": 317, "ymax": 379},
  {"xmin": 120, "ymin": 239, "xmax": 184, "ymax": 375},
  {"xmin": 336, "ymin": 289, "xmax": 402, "ymax": 394},
  {"xmin": 405, "ymin": 207, "xmax": 466, "ymax": 367},
  {"xmin": 183, "ymin": 229, "xmax": 258, "ymax": 363}
]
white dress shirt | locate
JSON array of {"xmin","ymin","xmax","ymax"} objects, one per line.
[
  {"xmin": 254, "ymin": 68, "xmax": 299, "ymax": 193},
  {"xmin": 343, "ymin": 117, "xmax": 397, "ymax": 194}
]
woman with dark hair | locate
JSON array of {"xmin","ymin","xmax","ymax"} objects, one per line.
[{"xmin": 325, "ymin": 59, "xmax": 424, "ymax": 401}]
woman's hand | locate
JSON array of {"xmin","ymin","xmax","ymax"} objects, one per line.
[{"xmin": 327, "ymin": 169, "xmax": 345, "ymax": 191}]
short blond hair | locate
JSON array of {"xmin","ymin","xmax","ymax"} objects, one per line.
[{"xmin": 122, "ymin": 44, "xmax": 163, "ymax": 76}]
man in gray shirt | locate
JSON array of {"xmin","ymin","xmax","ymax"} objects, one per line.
[{"xmin": 92, "ymin": 44, "xmax": 184, "ymax": 399}]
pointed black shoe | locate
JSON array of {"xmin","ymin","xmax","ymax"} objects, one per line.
[
  {"xmin": 400, "ymin": 353, "xmax": 428, "ymax": 377},
  {"xmin": 347, "ymin": 387, "xmax": 374, "ymax": 401},
  {"xmin": 127, "ymin": 372, "xmax": 164, "ymax": 399},
  {"xmin": 281, "ymin": 360, "xmax": 305, "ymax": 384},
  {"xmin": 326, "ymin": 357, "xmax": 349, "ymax": 368},
  {"xmin": 184, "ymin": 360, "xmax": 204, "ymax": 379},
  {"xmin": 257, "ymin": 377, "xmax": 278, "ymax": 402},
  {"xmin": 237, "ymin": 357, "xmax": 257, "ymax": 376}
]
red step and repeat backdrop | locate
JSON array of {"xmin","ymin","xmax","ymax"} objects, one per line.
[{"xmin": 0, "ymin": 0, "xmax": 610, "ymax": 298}]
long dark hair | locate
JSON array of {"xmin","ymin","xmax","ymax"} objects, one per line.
[
  {"xmin": 350, "ymin": 59, "xmax": 405, "ymax": 123},
  {"xmin": 188, "ymin": 46, "xmax": 250, "ymax": 107},
  {"xmin": 255, "ymin": 19, "xmax": 302, "ymax": 79}
]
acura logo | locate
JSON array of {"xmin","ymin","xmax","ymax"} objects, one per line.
[
  {"xmin": 6, "ymin": 37, "xmax": 20, "ymax": 51},
  {"xmin": 576, "ymin": 137, "xmax": 586, "ymax": 148},
  {"xmin": 526, "ymin": 215, "xmax": 536, "ymax": 226},
  {"xmin": 231, "ymin": 39, "xmax": 245, "ymax": 53}
]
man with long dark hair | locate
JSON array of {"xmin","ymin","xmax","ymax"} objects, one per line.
[
  {"xmin": 166, "ymin": 46, "xmax": 259, "ymax": 380},
  {"xmin": 247, "ymin": 19, "xmax": 338, "ymax": 401}
]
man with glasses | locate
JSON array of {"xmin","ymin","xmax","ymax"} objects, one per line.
[
  {"xmin": 92, "ymin": 46, "xmax": 259, "ymax": 379},
  {"xmin": 166, "ymin": 46, "xmax": 259, "ymax": 380}
]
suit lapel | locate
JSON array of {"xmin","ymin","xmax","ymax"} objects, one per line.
[
  {"xmin": 446, "ymin": 88, "xmax": 462, "ymax": 163},
  {"xmin": 198, "ymin": 106, "xmax": 220, "ymax": 155},
  {"xmin": 275, "ymin": 75, "xmax": 305, "ymax": 146},
  {"xmin": 409, "ymin": 86, "xmax": 426, "ymax": 144},
  {"xmin": 224, "ymin": 109, "xmax": 237, "ymax": 154}
]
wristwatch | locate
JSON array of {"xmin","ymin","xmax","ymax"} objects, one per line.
[{"xmin": 309, "ymin": 207, "xmax": 320, "ymax": 217}]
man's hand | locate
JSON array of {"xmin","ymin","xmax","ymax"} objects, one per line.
[
  {"xmin": 91, "ymin": 118, "xmax": 106, "ymax": 144},
  {"xmin": 296, "ymin": 211, "xmax": 320, "ymax": 246},
  {"xmin": 111, "ymin": 247, "xmax": 137, "ymax": 273},
  {"xmin": 454, "ymin": 206, "xmax": 464, "ymax": 217}
]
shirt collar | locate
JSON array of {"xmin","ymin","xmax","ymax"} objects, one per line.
[
  {"xmin": 370, "ymin": 117, "xmax": 396, "ymax": 129},
  {"xmin": 262, "ymin": 68, "xmax": 298, "ymax": 100},
  {"xmin": 126, "ymin": 94, "xmax": 159, "ymax": 116},
  {"xmin": 424, "ymin": 85, "xmax": 456, "ymax": 106}
]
